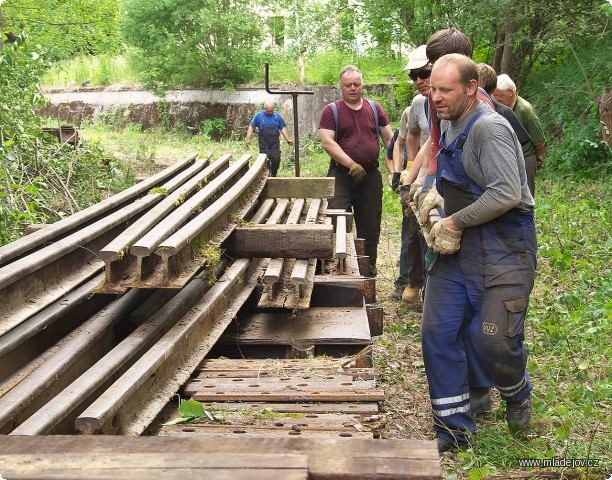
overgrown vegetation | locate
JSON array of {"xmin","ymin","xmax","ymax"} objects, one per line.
[{"xmin": 0, "ymin": 32, "xmax": 133, "ymax": 245}]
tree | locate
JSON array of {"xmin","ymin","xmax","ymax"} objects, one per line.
[
  {"xmin": 1, "ymin": 0, "xmax": 121, "ymax": 61},
  {"xmin": 122, "ymin": 0, "xmax": 263, "ymax": 89}
]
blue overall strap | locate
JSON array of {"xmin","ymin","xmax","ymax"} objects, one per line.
[
  {"xmin": 330, "ymin": 99, "xmax": 379, "ymax": 142},
  {"xmin": 258, "ymin": 111, "xmax": 280, "ymax": 132},
  {"xmin": 441, "ymin": 108, "xmax": 490, "ymax": 151}
]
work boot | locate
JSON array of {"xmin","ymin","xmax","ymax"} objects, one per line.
[
  {"xmin": 506, "ymin": 397, "xmax": 532, "ymax": 432},
  {"xmin": 390, "ymin": 285, "xmax": 404, "ymax": 300},
  {"xmin": 435, "ymin": 437, "xmax": 455, "ymax": 454},
  {"xmin": 469, "ymin": 387, "xmax": 492, "ymax": 415},
  {"xmin": 402, "ymin": 285, "xmax": 420, "ymax": 304}
]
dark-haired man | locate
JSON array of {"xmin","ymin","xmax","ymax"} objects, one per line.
[{"xmin": 390, "ymin": 45, "xmax": 430, "ymax": 303}]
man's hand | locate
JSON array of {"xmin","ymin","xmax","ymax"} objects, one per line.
[
  {"xmin": 399, "ymin": 169, "xmax": 410, "ymax": 185},
  {"xmin": 409, "ymin": 181, "xmax": 422, "ymax": 202},
  {"xmin": 431, "ymin": 220, "xmax": 462, "ymax": 254},
  {"xmin": 391, "ymin": 172, "xmax": 401, "ymax": 192},
  {"xmin": 419, "ymin": 188, "xmax": 444, "ymax": 226},
  {"xmin": 399, "ymin": 184, "xmax": 411, "ymax": 208},
  {"xmin": 348, "ymin": 163, "xmax": 367, "ymax": 184}
]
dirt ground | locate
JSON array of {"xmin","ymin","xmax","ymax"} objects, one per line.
[{"xmin": 373, "ymin": 216, "xmax": 433, "ymax": 439}]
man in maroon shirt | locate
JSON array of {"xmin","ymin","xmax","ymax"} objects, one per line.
[{"xmin": 319, "ymin": 65, "xmax": 393, "ymax": 274}]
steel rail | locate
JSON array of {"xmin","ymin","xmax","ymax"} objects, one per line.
[
  {"xmin": 4, "ymin": 195, "xmax": 274, "ymax": 435},
  {"xmin": 151, "ymin": 154, "xmax": 267, "ymax": 287},
  {"xmin": 0, "ymin": 158, "xmax": 212, "ymax": 336},
  {"xmin": 0, "ymin": 288, "xmax": 154, "ymax": 434},
  {"xmin": 125, "ymin": 154, "xmax": 255, "ymax": 287},
  {"xmin": 10, "ymin": 264, "xmax": 227, "ymax": 436},
  {"xmin": 74, "ymin": 198, "xmax": 276, "ymax": 435},
  {"xmin": 98, "ymin": 155, "xmax": 231, "ymax": 290},
  {"xmin": 0, "ymin": 154, "xmax": 201, "ymax": 267},
  {"xmin": 0, "ymin": 272, "xmax": 109, "ymax": 384}
]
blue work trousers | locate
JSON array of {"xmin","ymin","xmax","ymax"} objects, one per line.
[{"xmin": 422, "ymin": 212, "xmax": 536, "ymax": 444}]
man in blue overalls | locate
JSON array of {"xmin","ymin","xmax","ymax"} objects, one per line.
[
  {"xmin": 421, "ymin": 54, "xmax": 537, "ymax": 453},
  {"xmin": 246, "ymin": 101, "xmax": 293, "ymax": 176}
]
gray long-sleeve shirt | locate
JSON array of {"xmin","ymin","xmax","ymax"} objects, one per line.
[{"xmin": 441, "ymin": 101, "xmax": 535, "ymax": 230}]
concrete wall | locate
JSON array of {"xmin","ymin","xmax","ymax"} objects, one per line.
[{"xmin": 40, "ymin": 85, "xmax": 395, "ymax": 139}]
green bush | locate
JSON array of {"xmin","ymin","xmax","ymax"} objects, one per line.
[{"xmin": 524, "ymin": 39, "xmax": 611, "ymax": 175}]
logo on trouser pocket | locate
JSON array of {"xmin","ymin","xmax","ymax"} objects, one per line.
[{"xmin": 482, "ymin": 322, "xmax": 499, "ymax": 335}]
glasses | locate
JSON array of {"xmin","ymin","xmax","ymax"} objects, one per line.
[{"xmin": 408, "ymin": 70, "xmax": 432, "ymax": 81}]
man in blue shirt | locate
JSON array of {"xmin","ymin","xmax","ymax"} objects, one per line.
[{"xmin": 246, "ymin": 102, "xmax": 294, "ymax": 176}]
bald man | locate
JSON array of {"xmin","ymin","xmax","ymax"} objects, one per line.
[{"xmin": 246, "ymin": 101, "xmax": 293, "ymax": 176}]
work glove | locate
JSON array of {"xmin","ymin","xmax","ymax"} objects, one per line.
[
  {"xmin": 391, "ymin": 172, "xmax": 401, "ymax": 192},
  {"xmin": 399, "ymin": 184, "xmax": 411, "ymax": 209},
  {"xmin": 348, "ymin": 163, "xmax": 367, "ymax": 184},
  {"xmin": 419, "ymin": 187, "xmax": 444, "ymax": 226},
  {"xmin": 431, "ymin": 221, "xmax": 462, "ymax": 255},
  {"xmin": 408, "ymin": 181, "xmax": 422, "ymax": 202},
  {"xmin": 399, "ymin": 169, "xmax": 411, "ymax": 185}
]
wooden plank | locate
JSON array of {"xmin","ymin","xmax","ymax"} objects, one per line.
[
  {"xmin": 193, "ymin": 373, "xmax": 370, "ymax": 381},
  {"xmin": 184, "ymin": 378, "xmax": 376, "ymax": 391},
  {"xmin": 193, "ymin": 402, "xmax": 380, "ymax": 415},
  {"xmin": 262, "ymin": 177, "xmax": 335, "ymax": 199},
  {"xmin": 286, "ymin": 198, "xmax": 306, "ymax": 224},
  {"xmin": 197, "ymin": 358, "xmax": 369, "ymax": 371},
  {"xmin": 310, "ymin": 275, "xmax": 371, "ymax": 307},
  {"xmin": 184, "ymin": 389, "xmax": 384, "ymax": 402},
  {"xmin": 0, "ymin": 453, "xmax": 308, "ymax": 480},
  {"xmin": 159, "ymin": 424, "xmax": 374, "ymax": 438},
  {"xmin": 193, "ymin": 370, "xmax": 375, "ymax": 381},
  {"xmin": 225, "ymin": 224, "xmax": 334, "ymax": 259},
  {"xmin": 222, "ymin": 307, "xmax": 372, "ymax": 345},
  {"xmin": 0, "ymin": 436, "xmax": 441, "ymax": 480},
  {"xmin": 159, "ymin": 412, "xmax": 371, "ymax": 430},
  {"xmin": 325, "ymin": 209, "xmax": 354, "ymax": 232}
]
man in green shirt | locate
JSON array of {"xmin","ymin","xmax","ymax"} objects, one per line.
[{"xmin": 493, "ymin": 74, "xmax": 546, "ymax": 195}]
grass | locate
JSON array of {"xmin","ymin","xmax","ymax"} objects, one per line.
[
  {"xmin": 70, "ymin": 123, "xmax": 612, "ymax": 478},
  {"xmin": 43, "ymin": 52, "xmax": 405, "ymax": 89}
]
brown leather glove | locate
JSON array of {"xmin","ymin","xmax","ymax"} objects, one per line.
[
  {"xmin": 431, "ymin": 221, "xmax": 462, "ymax": 255},
  {"xmin": 348, "ymin": 163, "xmax": 367, "ymax": 184}
]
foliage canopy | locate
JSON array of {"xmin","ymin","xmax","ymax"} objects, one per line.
[{"xmin": 122, "ymin": 0, "xmax": 263, "ymax": 89}]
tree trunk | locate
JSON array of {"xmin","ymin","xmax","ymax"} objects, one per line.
[
  {"xmin": 492, "ymin": 26, "xmax": 504, "ymax": 73},
  {"xmin": 501, "ymin": 8, "xmax": 517, "ymax": 74},
  {"xmin": 600, "ymin": 87, "xmax": 612, "ymax": 146},
  {"xmin": 298, "ymin": 46, "xmax": 306, "ymax": 86}
]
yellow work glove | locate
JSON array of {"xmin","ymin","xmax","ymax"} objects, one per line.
[
  {"xmin": 419, "ymin": 187, "xmax": 445, "ymax": 226},
  {"xmin": 348, "ymin": 163, "xmax": 367, "ymax": 184},
  {"xmin": 431, "ymin": 221, "xmax": 463, "ymax": 255},
  {"xmin": 399, "ymin": 169, "xmax": 410, "ymax": 185}
]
